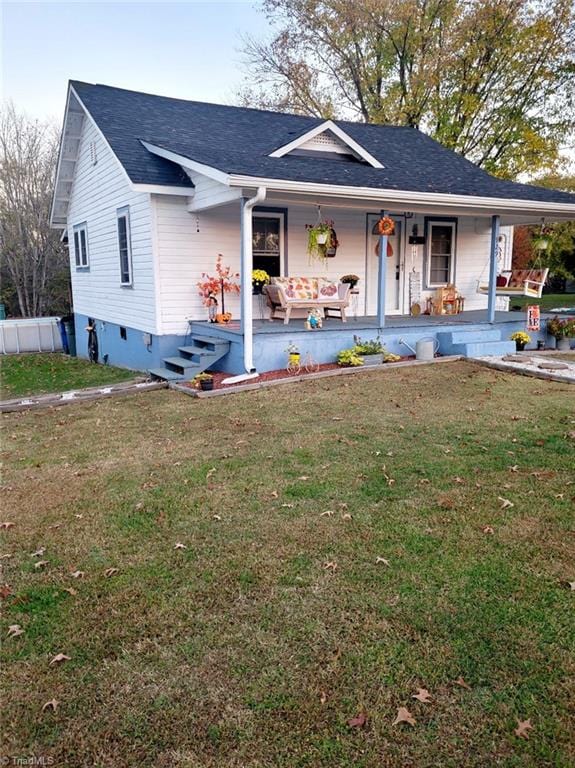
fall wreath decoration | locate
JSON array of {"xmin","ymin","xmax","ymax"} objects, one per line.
[{"xmin": 376, "ymin": 216, "xmax": 395, "ymax": 237}]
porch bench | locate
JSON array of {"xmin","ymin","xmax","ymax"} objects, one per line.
[{"xmin": 264, "ymin": 277, "xmax": 351, "ymax": 324}]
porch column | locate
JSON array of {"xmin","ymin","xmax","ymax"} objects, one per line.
[
  {"xmin": 487, "ymin": 214, "xmax": 500, "ymax": 324},
  {"xmin": 377, "ymin": 211, "xmax": 388, "ymax": 327},
  {"xmin": 240, "ymin": 188, "xmax": 266, "ymax": 372}
]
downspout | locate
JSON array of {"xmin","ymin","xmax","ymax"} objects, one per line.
[
  {"xmin": 487, "ymin": 214, "xmax": 500, "ymax": 324},
  {"xmin": 241, "ymin": 187, "xmax": 267, "ymax": 373}
]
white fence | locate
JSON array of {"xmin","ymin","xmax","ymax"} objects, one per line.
[{"xmin": 0, "ymin": 317, "xmax": 63, "ymax": 354}]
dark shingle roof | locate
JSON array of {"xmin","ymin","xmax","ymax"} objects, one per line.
[{"xmin": 70, "ymin": 81, "xmax": 575, "ymax": 206}]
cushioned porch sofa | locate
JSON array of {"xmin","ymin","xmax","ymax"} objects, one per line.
[{"xmin": 264, "ymin": 277, "xmax": 351, "ymax": 324}]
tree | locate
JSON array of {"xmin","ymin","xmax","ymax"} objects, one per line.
[
  {"xmin": 0, "ymin": 103, "xmax": 70, "ymax": 318},
  {"xmin": 513, "ymin": 174, "xmax": 575, "ymax": 284},
  {"xmin": 241, "ymin": 0, "xmax": 575, "ymax": 177}
]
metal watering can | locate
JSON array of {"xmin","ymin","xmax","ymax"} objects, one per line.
[{"xmin": 400, "ymin": 337, "xmax": 439, "ymax": 361}]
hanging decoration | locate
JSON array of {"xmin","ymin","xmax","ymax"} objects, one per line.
[
  {"xmin": 526, "ymin": 305, "xmax": 541, "ymax": 331},
  {"xmin": 376, "ymin": 216, "xmax": 395, "ymax": 236},
  {"xmin": 306, "ymin": 206, "xmax": 339, "ymax": 263}
]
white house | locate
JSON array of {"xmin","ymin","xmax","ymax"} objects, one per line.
[{"xmin": 50, "ymin": 81, "xmax": 575, "ymax": 376}]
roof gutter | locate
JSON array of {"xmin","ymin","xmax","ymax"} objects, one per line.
[{"xmin": 227, "ymin": 175, "xmax": 575, "ymax": 217}]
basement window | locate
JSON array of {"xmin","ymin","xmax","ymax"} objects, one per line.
[
  {"xmin": 73, "ymin": 222, "xmax": 89, "ymax": 268},
  {"xmin": 120, "ymin": 326, "xmax": 127, "ymax": 340}
]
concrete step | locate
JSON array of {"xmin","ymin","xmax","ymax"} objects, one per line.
[
  {"xmin": 149, "ymin": 367, "xmax": 185, "ymax": 381},
  {"xmin": 178, "ymin": 345, "xmax": 218, "ymax": 359},
  {"xmin": 163, "ymin": 357, "xmax": 202, "ymax": 373},
  {"xmin": 191, "ymin": 334, "xmax": 230, "ymax": 351},
  {"xmin": 454, "ymin": 340, "xmax": 516, "ymax": 357},
  {"xmin": 437, "ymin": 329, "xmax": 502, "ymax": 345}
]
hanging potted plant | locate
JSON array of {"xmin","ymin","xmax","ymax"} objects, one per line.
[
  {"xmin": 306, "ymin": 219, "xmax": 338, "ymax": 262},
  {"xmin": 532, "ymin": 226, "xmax": 552, "ymax": 251}
]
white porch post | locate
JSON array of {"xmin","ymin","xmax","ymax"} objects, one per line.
[
  {"xmin": 377, "ymin": 211, "xmax": 388, "ymax": 327},
  {"xmin": 487, "ymin": 214, "xmax": 500, "ymax": 324},
  {"xmin": 240, "ymin": 188, "xmax": 266, "ymax": 372}
]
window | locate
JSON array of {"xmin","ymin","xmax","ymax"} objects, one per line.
[
  {"xmin": 426, "ymin": 220, "xmax": 456, "ymax": 287},
  {"xmin": 252, "ymin": 215, "xmax": 282, "ymax": 277},
  {"xmin": 73, "ymin": 223, "xmax": 89, "ymax": 268},
  {"xmin": 117, "ymin": 207, "xmax": 133, "ymax": 285}
]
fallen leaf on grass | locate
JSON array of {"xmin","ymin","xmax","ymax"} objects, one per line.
[
  {"xmin": 298, "ymin": 476, "xmax": 309, "ymax": 481},
  {"xmin": 0, "ymin": 522, "xmax": 15, "ymax": 530},
  {"xmin": 31, "ymin": 547, "xmax": 46, "ymax": 557},
  {"xmin": 482, "ymin": 526, "xmax": 495, "ymax": 535},
  {"xmin": 498, "ymin": 497, "xmax": 514, "ymax": 509},
  {"xmin": 213, "ymin": 514, "xmax": 222, "ymax": 521},
  {"xmin": 347, "ymin": 712, "xmax": 367, "ymax": 728},
  {"xmin": 7, "ymin": 624, "xmax": 24, "ymax": 638},
  {"xmin": 0, "ymin": 584, "xmax": 12, "ymax": 599},
  {"xmin": 62, "ymin": 587, "xmax": 77, "ymax": 596},
  {"xmin": 269, "ymin": 491, "xmax": 279, "ymax": 499},
  {"xmin": 454, "ymin": 676, "xmax": 472, "ymax": 690},
  {"xmin": 514, "ymin": 719, "xmax": 533, "ymax": 740},
  {"xmin": 320, "ymin": 691, "xmax": 327, "ymax": 705},
  {"xmin": 412, "ymin": 688, "xmax": 432, "ymax": 703},
  {"xmin": 70, "ymin": 570, "xmax": 85, "ymax": 579},
  {"xmin": 320, "ymin": 510, "xmax": 334, "ymax": 517},
  {"xmin": 206, "ymin": 467, "xmax": 216, "ymax": 479},
  {"xmin": 281, "ymin": 503, "xmax": 294, "ymax": 509},
  {"xmin": 376, "ymin": 556, "xmax": 390, "ymax": 567},
  {"xmin": 174, "ymin": 542, "xmax": 187, "ymax": 550},
  {"xmin": 509, "ymin": 465, "xmax": 519, "ymax": 473},
  {"xmin": 323, "ymin": 561, "xmax": 338, "ymax": 571},
  {"xmin": 49, "ymin": 653, "xmax": 70, "ymax": 665},
  {"xmin": 104, "ymin": 568, "xmax": 119, "ymax": 578},
  {"xmin": 34, "ymin": 560, "xmax": 49, "ymax": 570},
  {"xmin": 453, "ymin": 476, "xmax": 465, "ymax": 484},
  {"xmin": 0, "ymin": 553, "xmax": 12, "ymax": 560},
  {"xmin": 341, "ymin": 513, "xmax": 352, "ymax": 520},
  {"xmin": 392, "ymin": 707, "xmax": 416, "ymax": 726},
  {"xmin": 41, "ymin": 699, "xmax": 59, "ymax": 713},
  {"xmin": 48, "ymin": 523, "xmax": 62, "ymax": 530}
]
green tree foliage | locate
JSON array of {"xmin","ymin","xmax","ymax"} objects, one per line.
[{"xmin": 241, "ymin": 0, "xmax": 575, "ymax": 178}]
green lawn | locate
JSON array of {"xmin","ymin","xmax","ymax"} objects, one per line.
[
  {"xmin": 0, "ymin": 353, "xmax": 135, "ymax": 399},
  {"xmin": 1, "ymin": 362, "xmax": 574, "ymax": 767},
  {"xmin": 509, "ymin": 293, "xmax": 575, "ymax": 312}
]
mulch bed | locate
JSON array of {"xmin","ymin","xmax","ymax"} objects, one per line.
[{"xmin": 183, "ymin": 358, "xmax": 416, "ymax": 392}]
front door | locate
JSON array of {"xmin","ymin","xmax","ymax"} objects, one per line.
[{"xmin": 366, "ymin": 215, "xmax": 403, "ymax": 316}]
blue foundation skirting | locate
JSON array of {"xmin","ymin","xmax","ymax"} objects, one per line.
[{"xmin": 72, "ymin": 312, "xmax": 560, "ymax": 375}]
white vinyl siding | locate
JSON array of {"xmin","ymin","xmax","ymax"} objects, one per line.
[
  {"xmin": 73, "ymin": 222, "xmax": 89, "ymax": 268},
  {"xmin": 117, "ymin": 207, "xmax": 133, "ymax": 285},
  {"xmin": 66, "ymin": 116, "xmax": 156, "ymax": 333}
]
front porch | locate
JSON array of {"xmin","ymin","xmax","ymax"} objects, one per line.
[{"xmin": 188, "ymin": 310, "xmax": 547, "ymax": 374}]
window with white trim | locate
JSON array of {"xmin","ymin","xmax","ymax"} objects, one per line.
[
  {"xmin": 426, "ymin": 220, "xmax": 456, "ymax": 287},
  {"xmin": 117, "ymin": 207, "xmax": 133, "ymax": 286},
  {"xmin": 252, "ymin": 213, "xmax": 284, "ymax": 277},
  {"xmin": 73, "ymin": 223, "xmax": 89, "ymax": 268}
]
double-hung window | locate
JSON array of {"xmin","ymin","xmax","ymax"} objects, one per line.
[
  {"xmin": 426, "ymin": 219, "xmax": 456, "ymax": 287},
  {"xmin": 117, "ymin": 207, "xmax": 133, "ymax": 286},
  {"xmin": 252, "ymin": 214, "xmax": 283, "ymax": 277},
  {"xmin": 73, "ymin": 223, "xmax": 89, "ymax": 268}
]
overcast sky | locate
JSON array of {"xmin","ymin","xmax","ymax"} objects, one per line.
[{"xmin": 1, "ymin": 0, "xmax": 268, "ymax": 122}]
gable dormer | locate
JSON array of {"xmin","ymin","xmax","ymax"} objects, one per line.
[{"xmin": 269, "ymin": 120, "xmax": 383, "ymax": 168}]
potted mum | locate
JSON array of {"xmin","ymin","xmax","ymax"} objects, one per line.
[
  {"xmin": 252, "ymin": 269, "xmax": 270, "ymax": 295},
  {"xmin": 510, "ymin": 331, "xmax": 530, "ymax": 352},
  {"xmin": 194, "ymin": 372, "xmax": 214, "ymax": 391}
]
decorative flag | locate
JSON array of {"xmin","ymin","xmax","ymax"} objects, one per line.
[{"xmin": 526, "ymin": 304, "xmax": 540, "ymax": 331}]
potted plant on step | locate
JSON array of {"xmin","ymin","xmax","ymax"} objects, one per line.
[
  {"xmin": 194, "ymin": 372, "xmax": 214, "ymax": 391},
  {"xmin": 510, "ymin": 331, "xmax": 531, "ymax": 352}
]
